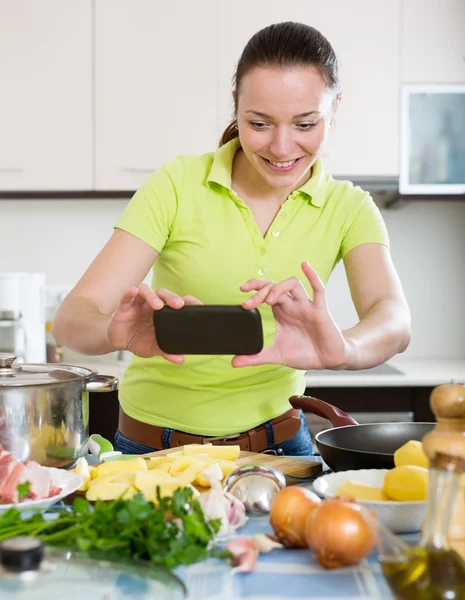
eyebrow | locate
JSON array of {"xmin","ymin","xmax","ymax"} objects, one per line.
[{"xmin": 245, "ymin": 110, "xmax": 320, "ymax": 119}]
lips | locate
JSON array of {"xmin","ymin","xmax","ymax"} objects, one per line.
[{"xmin": 262, "ymin": 156, "xmax": 305, "ymax": 173}]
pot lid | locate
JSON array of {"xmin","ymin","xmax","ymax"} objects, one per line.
[
  {"xmin": 0, "ymin": 541, "xmax": 186, "ymax": 599},
  {"xmin": 0, "ymin": 353, "xmax": 93, "ymax": 387}
]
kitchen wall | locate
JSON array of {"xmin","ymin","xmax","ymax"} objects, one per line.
[{"xmin": 1, "ymin": 197, "xmax": 464, "ymax": 360}]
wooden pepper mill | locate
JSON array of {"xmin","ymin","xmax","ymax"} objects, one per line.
[{"xmin": 422, "ymin": 382, "xmax": 465, "ymax": 560}]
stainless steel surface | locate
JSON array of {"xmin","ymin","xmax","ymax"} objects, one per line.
[
  {"xmin": 310, "ymin": 363, "xmax": 405, "ymax": 376},
  {"xmin": 223, "ymin": 464, "xmax": 286, "ymax": 516},
  {"xmin": 0, "ymin": 354, "xmax": 118, "ymax": 468}
]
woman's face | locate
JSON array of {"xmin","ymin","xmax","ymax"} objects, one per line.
[{"xmin": 236, "ymin": 66, "xmax": 336, "ymax": 190}]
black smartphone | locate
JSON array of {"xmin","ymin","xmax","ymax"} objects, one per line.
[{"xmin": 153, "ymin": 305, "xmax": 264, "ymax": 355}]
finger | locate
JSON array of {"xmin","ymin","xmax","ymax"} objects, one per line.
[
  {"xmin": 231, "ymin": 346, "xmax": 278, "ymax": 368},
  {"xmin": 265, "ymin": 276, "xmax": 309, "ymax": 306},
  {"xmin": 161, "ymin": 352, "xmax": 185, "ymax": 365},
  {"xmin": 240, "ymin": 278, "xmax": 274, "ymax": 292},
  {"xmin": 117, "ymin": 287, "xmax": 139, "ymax": 312},
  {"xmin": 182, "ymin": 295, "xmax": 203, "ymax": 306},
  {"xmin": 132, "ymin": 283, "xmax": 164, "ymax": 310},
  {"xmin": 242, "ymin": 282, "xmax": 275, "ymax": 309},
  {"xmin": 301, "ymin": 262, "xmax": 326, "ymax": 308},
  {"xmin": 155, "ymin": 287, "xmax": 185, "ymax": 309}
]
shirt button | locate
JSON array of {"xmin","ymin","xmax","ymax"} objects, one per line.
[
  {"xmin": 258, "ymin": 268, "xmax": 265, "ymax": 276},
  {"xmin": 259, "ymin": 248, "xmax": 267, "ymax": 256},
  {"xmin": 271, "ymin": 231, "xmax": 280, "ymax": 237},
  {"xmin": 281, "ymin": 212, "xmax": 288, "ymax": 219}
]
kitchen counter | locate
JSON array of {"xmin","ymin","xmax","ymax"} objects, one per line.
[{"xmin": 69, "ymin": 355, "xmax": 465, "ymax": 388}]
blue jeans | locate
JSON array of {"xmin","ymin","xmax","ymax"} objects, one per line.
[{"xmin": 114, "ymin": 412, "xmax": 313, "ymax": 456}]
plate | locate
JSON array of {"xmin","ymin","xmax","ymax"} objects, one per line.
[
  {"xmin": 0, "ymin": 467, "xmax": 83, "ymax": 514},
  {"xmin": 311, "ymin": 469, "xmax": 427, "ymax": 533}
]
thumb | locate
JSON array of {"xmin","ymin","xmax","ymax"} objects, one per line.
[
  {"xmin": 116, "ymin": 287, "xmax": 139, "ymax": 313},
  {"xmin": 231, "ymin": 346, "xmax": 277, "ymax": 368}
]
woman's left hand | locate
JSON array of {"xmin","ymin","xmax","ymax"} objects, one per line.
[{"xmin": 233, "ymin": 261, "xmax": 352, "ymax": 370}]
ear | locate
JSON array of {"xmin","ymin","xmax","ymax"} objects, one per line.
[{"xmin": 333, "ymin": 92, "xmax": 343, "ymax": 113}]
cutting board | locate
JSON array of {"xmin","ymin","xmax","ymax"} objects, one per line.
[{"xmin": 141, "ymin": 447, "xmax": 322, "ymax": 482}]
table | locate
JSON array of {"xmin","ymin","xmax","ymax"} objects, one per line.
[
  {"xmin": 78, "ymin": 455, "xmax": 415, "ymax": 599},
  {"xmin": 175, "ymin": 512, "xmax": 418, "ymax": 600}
]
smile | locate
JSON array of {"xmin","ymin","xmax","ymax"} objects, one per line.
[{"xmin": 262, "ymin": 156, "xmax": 304, "ymax": 172}]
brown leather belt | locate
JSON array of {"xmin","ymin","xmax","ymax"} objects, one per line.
[{"xmin": 118, "ymin": 407, "xmax": 302, "ymax": 453}]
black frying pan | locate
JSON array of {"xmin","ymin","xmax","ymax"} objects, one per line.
[{"xmin": 289, "ymin": 395, "xmax": 434, "ymax": 471}]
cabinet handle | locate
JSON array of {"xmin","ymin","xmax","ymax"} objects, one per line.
[
  {"xmin": 120, "ymin": 167, "xmax": 157, "ymax": 173},
  {"xmin": 0, "ymin": 168, "xmax": 23, "ymax": 173}
]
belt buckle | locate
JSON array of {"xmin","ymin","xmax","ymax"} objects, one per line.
[{"xmin": 204, "ymin": 433, "xmax": 242, "ymax": 444}]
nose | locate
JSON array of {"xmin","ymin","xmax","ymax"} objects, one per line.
[{"xmin": 269, "ymin": 127, "xmax": 294, "ymax": 159}]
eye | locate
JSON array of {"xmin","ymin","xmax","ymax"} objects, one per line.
[
  {"xmin": 296, "ymin": 122, "xmax": 317, "ymax": 131},
  {"xmin": 249, "ymin": 121, "xmax": 270, "ymax": 130}
]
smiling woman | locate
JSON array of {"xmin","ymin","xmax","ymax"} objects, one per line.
[{"xmin": 52, "ymin": 21, "xmax": 410, "ymax": 457}]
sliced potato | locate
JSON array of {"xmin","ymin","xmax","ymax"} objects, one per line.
[
  {"xmin": 70, "ymin": 457, "xmax": 91, "ymax": 492},
  {"xmin": 85, "ymin": 481, "xmax": 136, "ymax": 502},
  {"xmin": 182, "ymin": 444, "xmax": 240, "ymax": 461},
  {"xmin": 88, "ymin": 465, "xmax": 98, "ymax": 480},
  {"xmin": 195, "ymin": 463, "xmax": 223, "ymax": 487},
  {"xmin": 136, "ymin": 478, "xmax": 190, "ymax": 503},
  {"xmin": 95, "ymin": 457, "xmax": 147, "ymax": 478},
  {"xmin": 147, "ymin": 456, "xmax": 180, "ymax": 468},
  {"xmin": 198, "ymin": 457, "xmax": 238, "ymax": 478},
  {"xmin": 134, "ymin": 470, "xmax": 178, "ymax": 491}
]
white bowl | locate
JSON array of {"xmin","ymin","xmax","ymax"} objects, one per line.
[
  {"xmin": 311, "ymin": 469, "xmax": 427, "ymax": 534},
  {"xmin": 0, "ymin": 467, "xmax": 83, "ymax": 514}
]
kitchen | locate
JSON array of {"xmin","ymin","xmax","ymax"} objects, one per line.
[{"xmin": 1, "ymin": 0, "xmax": 465, "ymax": 598}]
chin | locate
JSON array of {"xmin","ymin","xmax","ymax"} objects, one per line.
[{"xmin": 260, "ymin": 164, "xmax": 312, "ymax": 189}]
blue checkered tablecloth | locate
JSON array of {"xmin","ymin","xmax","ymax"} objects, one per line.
[{"xmin": 175, "ymin": 511, "xmax": 418, "ymax": 600}]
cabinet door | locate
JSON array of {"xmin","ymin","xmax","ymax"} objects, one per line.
[
  {"xmin": 402, "ymin": 0, "xmax": 465, "ymax": 83},
  {"xmin": 95, "ymin": 0, "xmax": 218, "ymax": 190},
  {"xmin": 0, "ymin": 0, "xmax": 92, "ymax": 191},
  {"xmin": 217, "ymin": 0, "xmax": 401, "ymax": 176}
]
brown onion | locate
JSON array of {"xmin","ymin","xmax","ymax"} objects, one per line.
[
  {"xmin": 305, "ymin": 498, "xmax": 375, "ymax": 569},
  {"xmin": 269, "ymin": 486, "xmax": 321, "ymax": 547}
]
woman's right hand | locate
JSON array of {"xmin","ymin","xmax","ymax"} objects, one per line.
[{"xmin": 106, "ymin": 283, "xmax": 202, "ymax": 364}]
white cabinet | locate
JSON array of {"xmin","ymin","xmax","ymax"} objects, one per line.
[
  {"xmin": 94, "ymin": 0, "xmax": 218, "ymax": 190},
  {"xmin": 402, "ymin": 0, "xmax": 465, "ymax": 83},
  {"xmin": 0, "ymin": 0, "xmax": 92, "ymax": 190},
  {"xmin": 216, "ymin": 0, "xmax": 401, "ymax": 176}
]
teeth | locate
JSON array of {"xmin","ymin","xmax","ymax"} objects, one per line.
[{"xmin": 268, "ymin": 159, "xmax": 297, "ymax": 168}]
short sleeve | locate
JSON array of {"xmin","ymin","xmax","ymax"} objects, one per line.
[
  {"xmin": 340, "ymin": 193, "xmax": 390, "ymax": 258},
  {"xmin": 114, "ymin": 157, "xmax": 184, "ymax": 252}
]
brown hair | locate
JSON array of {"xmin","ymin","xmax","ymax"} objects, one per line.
[{"xmin": 219, "ymin": 21, "xmax": 340, "ymax": 147}]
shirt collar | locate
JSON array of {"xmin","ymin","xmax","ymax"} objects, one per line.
[{"xmin": 207, "ymin": 138, "xmax": 328, "ymax": 208}]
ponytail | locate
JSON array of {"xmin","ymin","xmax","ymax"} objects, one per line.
[{"xmin": 219, "ymin": 119, "xmax": 239, "ymax": 147}]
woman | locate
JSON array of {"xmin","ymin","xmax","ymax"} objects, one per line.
[{"xmin": 53, "ymin": 22, "xmax": 411, "ymax": 456}]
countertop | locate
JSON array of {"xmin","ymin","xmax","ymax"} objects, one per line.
[{"xmin": 67, "ymin": 355, "xmax": 465, "ymax": 388}]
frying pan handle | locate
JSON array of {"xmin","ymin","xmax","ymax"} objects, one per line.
[{"xmin": 289, "ymin": 395, "xmax": 359, "ymax": 427}]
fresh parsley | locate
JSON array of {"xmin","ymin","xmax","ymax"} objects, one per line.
[
  {"xmin": 0, "ymin": 487, "xmax": 230, "ymax": 570},
  {"xmin": 16, "ymin": 481, "xmax": 30, "ymax": 500}
]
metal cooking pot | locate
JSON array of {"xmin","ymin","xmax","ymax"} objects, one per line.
[
  {"xmin": 289, "ymin": 395, "xmax": 435, "ymax": 471},
  {"xmin": 0, "ymin": 353, "xmax": 118, "ymax": 468}
]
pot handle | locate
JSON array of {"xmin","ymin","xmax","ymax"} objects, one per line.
[
  {"xmin": 289, "ymin": 395, "xmax": 358, "ymax": 427},
  {"xmin": 85, "ymin": 374, "xmax": 119, "ymax": 392}
]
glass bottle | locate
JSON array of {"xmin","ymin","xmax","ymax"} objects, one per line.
[
  {"xmin": 376, "ymin": 382, "xmax": 465, "ymax": 599},
  {"xmin": 378, "ymin": 453, "xmax": 465, "ymax": 599}
]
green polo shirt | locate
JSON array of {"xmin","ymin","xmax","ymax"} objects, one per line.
[{"xmin": 114, "ymin": 138, "xmax": 389, "ymax": 436}]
